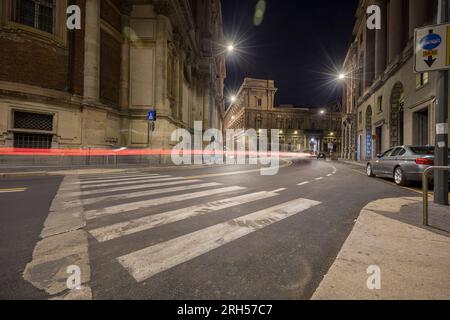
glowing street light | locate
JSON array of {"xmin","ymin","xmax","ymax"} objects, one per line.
[
  {"xmin": 227, "ymin": 43, "xmax": 235, "ymax": 53},
  {"xmin": 337, "ymin": 73, "xmax": 346, "ymax": 81},
  {"xmin": 230, "ymin": 95, "xmax": 237, "ymax": 103},
  {"xmin": 319, "ymin": 109, "xmax": 326, "ymax": 115}
]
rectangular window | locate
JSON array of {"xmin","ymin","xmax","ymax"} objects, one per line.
[
  {"xmin": 416, "ymin": 72, "xmax": 429, "ymax": 89},
  {"xmin": 257, "ymin": 98, "xmax": 262, "ymax": 107},
  {"xmin": 15, "ymin": 0, "xmax": 54, "ymax": 34},
  {"xmin": 13, "ymin": 111, "xmax": 53, "ymax": 131},
  {"xmin": 377, "ymin": 95, "xmax": 383, "ymax": 113},
  {"xmin": 359, "ymin": 111, "xmax": 362, "ymax": 125}
]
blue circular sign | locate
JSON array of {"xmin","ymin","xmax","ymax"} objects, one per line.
[{"xmin": 420, "ymin": 33, "xmax": 442, "ymax": 50}]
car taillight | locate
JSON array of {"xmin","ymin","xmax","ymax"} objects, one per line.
[{"xmin": 416, "ymin": 158, "xmax": 434, "ymax": 165}]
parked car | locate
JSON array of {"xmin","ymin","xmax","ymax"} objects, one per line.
[
  {"xmin": 317, "ymin": 152, "xmax": 327, "ymax": 160},
  {"xmin": 366, "ymin": 146, "xmax": 450, "ymax": 186}
]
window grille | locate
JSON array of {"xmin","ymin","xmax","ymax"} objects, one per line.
[
  {"xmin": 13, "ymin": 111, "xmax": 54, "ymax": 132},
  {"xmin": 13, "ymin": 133, "xmax": 53, "ymax": 149}
]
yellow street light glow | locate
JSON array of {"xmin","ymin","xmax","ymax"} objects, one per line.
[
  {"xmin": 320, "ymin": 109, "xmax": 326, "ymax": 115},
  {"xmin": 279, "ymin": 130, "xmax": 283, "ymax": 134},
  {"xmin": 338, "ymin": 73, "xmax": 346, "ymax": 80},
  {"xmin": 227, "ymin": 44, "xmax": 235, "ymax": 53}
]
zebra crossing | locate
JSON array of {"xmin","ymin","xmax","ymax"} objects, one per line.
[{"xmin": 71, "ymin": 172, "xmax": 321, "ymax": 284}]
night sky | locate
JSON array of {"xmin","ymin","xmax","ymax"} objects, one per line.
[{"xmin": 221, "ymin": 0, "xmax": 359, "ymax": 107}]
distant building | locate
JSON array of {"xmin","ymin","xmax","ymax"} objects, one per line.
[
  {"xmin": 223, "ymin": 78, "xmax": 342, "ymax": 154},
  {"xmin": 0, "ymin": 0, "xmax": 226, "ymax": 150},
  {"xmin": 341, "ymin": 0, "xmax": 449, "ymax": 161}
]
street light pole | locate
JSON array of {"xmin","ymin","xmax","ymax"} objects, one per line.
[{"xmin": 435, "ymin": 0, "xmax": 449, "ymax": 205}]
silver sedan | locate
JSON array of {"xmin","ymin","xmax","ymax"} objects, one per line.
[{"xmin": 366, "ymin": 146, "xmax": 450, "ymax": 186}]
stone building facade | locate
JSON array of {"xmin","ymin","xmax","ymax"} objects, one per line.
[
  {"xmin": 341, "ymin": 0, "xmax": 450, "ymax": 161},
  {"xmin": 0, "ymin": 0, "xmax": 226, "ymax": 151},
  {"xmin": 223, "ymin": 78, "xmax": 342, "ymax": 154}
]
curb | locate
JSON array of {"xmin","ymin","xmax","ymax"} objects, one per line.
[
  {"xmin": 0, "ymin": 171, "xmax": 48, "ymax": 179},
  {"xmin": 338, "ymin": 160, "xmax": 367, "ymax": 168}
]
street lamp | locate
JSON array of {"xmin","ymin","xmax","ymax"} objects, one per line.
[
  {"xmin": 227, "ymin": 43, "xmax": 235, "ymax": 53},
  {"xmin": 230, "ymin": 95, "xmax": 236, "ymax": 103},
  {"xmin": 337, "ymin": 73, "xmax": 346, "ymax": 81}
]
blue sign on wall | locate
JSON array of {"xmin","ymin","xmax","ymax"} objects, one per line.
[
  {"xmin": 420, "ymin": 33, "xmax": 442, "ymax": 50},
  {"xmin": 147, "ymin": 110, "xmax": 157, "ymax": 121},
  {"xmin": 366, "ymin": 133, "xmax": 372, "ymax": 159}
]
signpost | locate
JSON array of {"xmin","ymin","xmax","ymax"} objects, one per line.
[
  {"xmin": 414, "ymin": 0, "xmax": 449, "ymax": 206},
  {"xmin": 147, "ymin": 109, "xmax": 157, "ymax": 148}
]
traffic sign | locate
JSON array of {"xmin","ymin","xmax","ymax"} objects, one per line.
[
  {"xmin": 147, "ymin": 109, "xmax": 157, "ymax": 122},
  {"xmin": 414, "ymin": 23, "xmax": 450, "ymax": 72}
]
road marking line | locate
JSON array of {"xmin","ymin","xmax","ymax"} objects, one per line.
[
  {"xmin": 80, "ymin": 174, "xmax": 159, "ymax": 181},
  {"xmin": 85, "ymin": 186, "xmax": 246, "ymax": 220},
  {"xmin": 0, "ymin": 187, "xmax": 27, "ymax": 193},
  {"xmin": 89, "ymin": 191, "xmax": 280, "ymax": 242},
  {"xmin": 79, "ymin": 182, "xmax": 222, "ymax": 206},
  {"xmin": 326, "ymin": 174, "xmax": 333, "ymax": 177},
  {"xmin": 271, "ymin": 188, "xmax": 286, "ymax": 193},
  {"xmin": 77, "ymin": 175, "xmax": 172, "ymax": 185},
  {"xmin": 297, "ymin": 181, "xmax": 310, "ymax": 186},
  {"xmin": 77, "ymin": 177, "xmax": 185, "ymax": 189},
  {"xmin": 117, "ymin": 197, "xmax": 321, "ymax": 282},
  {"xmin": 315, "ymin": 177, "xmax": 324, "ymax": 181},
  {"xmin": 184, "ymin": 160, "xmax": 292, "ymax": 179},
  {"xmin": 64, "ymin": 180, "xmax": 203, "ymax": 197}
]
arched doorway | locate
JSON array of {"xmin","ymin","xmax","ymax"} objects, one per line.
[
  {"xmin": 390, "ymin": 82, "xmax": 405, "ymax": 147},
  {"xmin": 365, "ymin": 106, "xmax": 373, "ymax": 160}
]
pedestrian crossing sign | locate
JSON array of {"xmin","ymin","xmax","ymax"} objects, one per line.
[{"xmin": 147, "ymin": 110, "xmax": 157, "ymax": 122}]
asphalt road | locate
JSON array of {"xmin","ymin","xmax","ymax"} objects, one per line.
[
  {"xmin": 0, "ymin": 175, "xmax": 63, "ymax": 299},
  {"xmin": 0, "ymin": 158, "xmax": 418, "ymax": 299}
]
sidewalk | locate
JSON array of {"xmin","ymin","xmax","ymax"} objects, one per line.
[
  {"xmin": 312, "ymin": 197, "xmax": 450, "ymax": 300},
  {"xmin": 338, "ymin": 159, "xmax": 367, "ymax": 168}
]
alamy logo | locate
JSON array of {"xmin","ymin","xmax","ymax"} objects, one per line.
[
  {"xmin": 366, "ymin": 265, "xmax": 381, "ymax": 290},
  {"xmin": 66, "ymin": 5, "xmax": 81, "ymax": 30},
  {"xmin": 367, "ymin": 5, "xmax": 381, "ymax": 30},
  {"xmin": 66, "ymin": 265, "xmax": 82, "ymax": 290},
  {"xmin": 171, "ymin": 122, "xmax": 280, "ymax": 176}
]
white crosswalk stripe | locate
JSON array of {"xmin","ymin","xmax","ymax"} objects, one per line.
[
  {"xmin": 78, "ymin": 182, "xmax": 222, "ymax": 207},
  {"xmin": 76, "ymin": 175, "xmax": 173, "ymax": 185},
  {"xmin": 78, "ymin": 177, "xmax": 185, "ymax": 189},
  {"xmin": 85, "ymin": 186, "xmax": 246, "ymax": 220},
  {"xmin": 64, "ymin": 179, "xmax": 203, "ymax": 198},
  {"xmin": 89, "ymin": 190, "xmax": 280, "ymax": 242},
  {"xmin": 80, "ymin": 174, "xmax": 158, "ymax": 181},
  {"xmin": 117, "ymin": 198, "xmax": 321, "ymax": 282}
]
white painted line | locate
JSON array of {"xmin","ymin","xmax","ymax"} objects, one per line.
[
  {"xmin": 64, "ymin": 180, "xmax": 203, "ymax": 198},
  {"xmin": 77, "ymin": 175, "xmax": 173, "ymax": 185},
  {"xmin": 326, "ymin": 174, "xmax": 332, "ymax": 177},
  {"xmin": 89, "ymin": 191, "xmax": 280, "ymax": 242},
  {"xmin": 85, "ymin": 186, "xmax": 246, "ymax": 220},
  {"xmin": 297, "ymin": 181, "xmax": 310, "ymax": 186},
  {"xmin": 0, "ymin": 188, "xmax": 27, "ymax": 193},
  {"xmin": 79, "ymin": 182, "xmax": 222, "ymax": 206},
  {"xmin": 315, "ymin": 177, "xmax": 324, "ymax": 181},
  {"xmin": 118, "ymin": 197, "xmax": 321, "ymax": 282},
  {"xmin": 80, "ymin": 174, "xmax": 158, "ymax": 181},
  {"xmin": 78, "ymin": 177, "xmax": 184, "ymax": 189},
  {"xmin": 271, "ymin": 188, "xmax": 286, "ymax": 193}
]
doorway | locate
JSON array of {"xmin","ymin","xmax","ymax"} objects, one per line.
[{"xmin": 413, "ymin": 108, "xmax": 429, "ymax": 145}]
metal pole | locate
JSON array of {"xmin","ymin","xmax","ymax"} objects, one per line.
[{"xmin": 435, "ymin": 0, "xmax": 449, "ymax": 205}]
